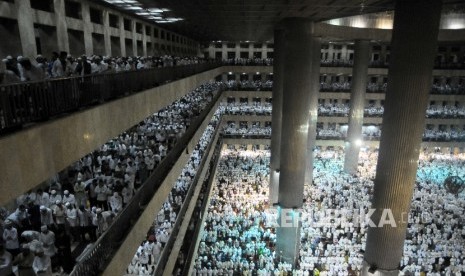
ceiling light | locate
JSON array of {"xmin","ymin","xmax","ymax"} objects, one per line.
[
  {"xmin": 161, "ymin": 8, "xmax": 171, "ymax": 12},
  {"xmin": 149, "ymin": 8, "xmax": 164, "ymax": 13},
  {"xmin": 125, "ymin": 6, "xmax": 143, "ymax": 10}
]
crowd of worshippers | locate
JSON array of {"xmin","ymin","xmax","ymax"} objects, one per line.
[
  {"xmin": 221, "ymin": 58, "xmax": 273, "ymax": 66},
  {"xmin": 125, "ymin": 108, "xmax": 223, "ymax": 276},
  {"xmin": 219, "ymin": 101, "xmax": 272, "ymax": 116},
  {"xmin": 0, "ymin": 52, "xmax": 207, "ymax": 85},
  {"xmin": 431, "ymin": 82, "xmax": 465, "ymax": 95},
  {"xmin": 318, "ymin": 103, "xmax": 465, "ymax": 119},
  {"xmin": 223, "ymin": 80, "xmax": 273, "ymax": 91},
  {"xmin": 221, "ymin": 122, "xmax": 272, "ymax": 137},
  {"xmin": 189, "ymin": 146, "xmax": 464, "ymax": 275},
  {"xmin": 0, "ymin": 83, "xmax": 219, "ymax": 275},
  {"xmin": 319, "ymin": 82, "xmax": 387, "ymax": 93}
]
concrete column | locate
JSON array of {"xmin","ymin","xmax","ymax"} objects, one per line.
[
  {"xmin": 142, "ymin": 25, "xmax": 147, "ymax": 57},
  {"xmin": 132, "ymin": 21, "xmax": 138, "ymax": 56},
  {"xmin": 344, "ymin": 40, "xmax": 370, "ymax": 174},
  {"xmin": 16, "ymin": 0, "xmax": 37, "ymax": 58},
  {"xmin": 305, "ymin": 37, "xmax": 321, "ymax": 186},
  {"xmin": 81, "ymin": 3, "xmax": 93, "ymax": 56},
  {"xmin": 222, "ymin": 44, "xmax": 227, "ymax": 60},
  {"xmin": 54, "ymin": 0, "xmax": 69, "ymax": 53},
  {"xmin": 119, "ymin": 16, "xmax": 126, "ymax": 57},
  {"xmin": 363, "ymin": 0, "xmax": 442, "ymax": 274},
  {"xmin": 276, "ymin": 18, "xmax": 314, "ymax": 266},
  {"xmin": 103, "ymin": 10, "xmax": 112, "ymax": 56},
  {"xmin": 269, "ymin": 28, "xmax": 285, "ymax": 205}
]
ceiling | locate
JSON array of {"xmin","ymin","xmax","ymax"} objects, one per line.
[{"xmin": 133, "ymin": 0, "xmax": 465, "ymax": 42}]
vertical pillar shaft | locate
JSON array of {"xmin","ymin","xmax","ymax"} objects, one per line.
[
  {"xmin": 305, "ymin": 37, "xmax": 321, "ymax": 185},
  {"xmin": 344, "ymin": 40, "xmax": 370, "ymax": 174},
  {"xmin": 54, "ymin": 0, "xmax": 69, "ymax": 52},
  {"xmin": 363, "ymin": 0, "xmax": 442, "ymax": 273},
  {"xmin": 132, "ymin": 21, "xmax": 138, "ymax": 56},
  {"xmin": 103, "ymin": 10, "xmax": 112, "ymax": 56},
  {"xmin": 269, "ymin": 28, "xmax": 285, "ymax": 204},
  {"xmin": 142, "ymin": 25, "xmax": 148, "ymax": 57},
  {"xmin": 81, "ymin": 3, "xmax": 93, "ymax": 56},
  {"xmin": 119, "ymin": 16, "xmax": 126, "ymax": 57},
  {"xmin": 16, "ymin": 0, "xmax": 37, "ymax": 57},
  {"xmin": 276, "ymin": 18, "xmax": 315, "ymax": 266}
]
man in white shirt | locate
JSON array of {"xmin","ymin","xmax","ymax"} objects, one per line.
[{"xmin": 108, "ymin": 192, "xmax": 123, "ymax": 213}]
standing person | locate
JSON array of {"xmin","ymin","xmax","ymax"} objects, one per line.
[
  {"xmin": 65, "ymin": 203, "xmax": 78, "ymax": 242},
  {"xmin": 52, "ymin": 201, "xmax": 66, "ymax": 233},
  {"xmin": 39, "ymin": 206, "xmax": 54, "ymax": 229},
  {"xmin": 51, "ymin": 52, "xmax": 65, "ymax": 78},
  {"xmin": 77, "ymin": 205, "xmax": 95, "ymax": 242},
  {"xmin": 3, "ymin": 220, "xmax": 20, "ymax": 258},
  {"xmin": 94, "ymin": 180, "xmax": 110, "ymax": 210},
  {"xmin": 13, "ymin": 246, "xmax": 35, "ymax": 276},
  {"xmin": 27, "ymin": 201, "xmax": 41, "ymax": 232},
  {"xmin": 32, "ymin": 247, "xmax": 52, "ymax": 276},
  {"xmin": 55, "ymin": 229, "xmax": 74, "ymax": 274},
  {"xmin": 39, "ymin": 226, "xmax": 56, "ymax": 264},
  {"xmin": 73, "ymin": 181, "xmax": 88, "ymax": 208}
]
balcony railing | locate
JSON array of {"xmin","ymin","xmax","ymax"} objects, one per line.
[{"xmin": 0, "ymin": 62, "xmax": 221, "ymax": 135}]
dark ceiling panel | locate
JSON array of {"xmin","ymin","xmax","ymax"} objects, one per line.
[{"xmin": 123, "ymin": 0, "xmax": 462, "ymax": 42}]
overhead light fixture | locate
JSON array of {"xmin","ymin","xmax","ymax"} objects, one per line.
[
  {"xmin": 148, "ymin": 8, "xmax": 164, "ymax": 13},
  {"xmin": 125, "ymin": 6, "xmax": 143, "ymax": 10}
]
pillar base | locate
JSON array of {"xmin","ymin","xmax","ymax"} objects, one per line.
[
  {"xmin": 275, "ymin": 207, "xmax": 301, "ymax": 267},
  {"xmin": 361, "ymin": 260, "xmax": 399, "ymax": 276}
]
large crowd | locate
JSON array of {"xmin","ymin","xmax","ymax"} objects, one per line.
[
  {"xmin": 222, "ymin": 58, "xmax": 273, "ymax": 66},
  {"xmin": 125, "ymin": 108, "xmax": 223, "ymax": 275},
  {"xmin": 1, "ymin": 52, "xmax": 206, "ymax": 85},
  {"xmin": 191, "ymin": 146, "xmax": 465, "ymax": 275},
  {"xmin": 0, "ymin": 82, "xmax": 220, "ymax": 275},
  {"xmin": 224, "ymin": 80, "xmax": 273, "ymax": 91}
]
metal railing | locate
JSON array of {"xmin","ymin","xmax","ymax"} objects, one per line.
[
  {"xmin": 154, "ymin": 113, "xmax": 222, "ymax": 276},
  {"xmin": 0, "ymin": 62, "xmax": 220, "ymax": 134},
  {"xmin": 69, "ymin": 88, "xmax": 222, "ymax": 276},
  {"xmin": 181, "ymin": 139, "xmax": 223, "ymax": 276}
]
